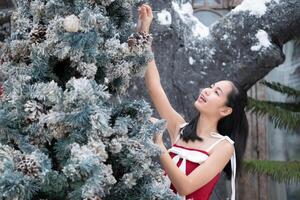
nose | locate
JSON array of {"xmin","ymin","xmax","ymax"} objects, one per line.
[
  {"xmin": 202, "ymin": 88, "xmax": 210, "ymax": 96},
  {"xmin": 199, "ymin": 87, "xmax": 211, "ymax": 97}
]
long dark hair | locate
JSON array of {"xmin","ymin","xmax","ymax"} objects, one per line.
[{"xmin": 179, "ymin": 80, "xmax": 249, "ymax": 179}]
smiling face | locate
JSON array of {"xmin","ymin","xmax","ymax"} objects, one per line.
[{"xmin": 194, "ymin": 80, "xmax": 234, "ymax": 118}]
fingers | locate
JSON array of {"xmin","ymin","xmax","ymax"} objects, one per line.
[
  {"xmin": 143, "ymin": 4, "xmax": 152, "ymax": 16},
  {"xmin": 149, "ymin": 117, "xmax": 159, "ymax": 124},
  {"xmin": 142, "ymin": 6, "xmax": 148, "ymax": 15},
  {"xmin": 138, "ymin": 4, "xmax": 152, "ymax": 17},
  {"xmin": 153, "ymin": 131, "xmax": 164, "ymax": 144},
  {"xmin": 138, "ymin": 6, "xmax": 147, "ymax": 17}
]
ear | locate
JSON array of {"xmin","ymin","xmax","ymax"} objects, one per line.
[{"xmin": 219, "ymin": 106, "xmax": 232, "ymax": 117}]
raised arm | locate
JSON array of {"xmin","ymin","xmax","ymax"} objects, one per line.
[
  {"xmin": 145, "ymin": 59, "xmax": 186, "ymax": 143},
  {"xmin": 138, "ymin": 4, "xmax": 186, "ymax": 143}
]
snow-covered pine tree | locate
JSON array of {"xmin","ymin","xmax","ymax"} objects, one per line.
[{"xmin": 0, "ymin": 0, "xmax": 180, "ymax": 199}]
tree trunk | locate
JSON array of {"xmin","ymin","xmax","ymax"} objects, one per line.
[{"xmin": 127, "ymin": 0, "xmax": 300, "ymax": 120}]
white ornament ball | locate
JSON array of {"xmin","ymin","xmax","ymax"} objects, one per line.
[{"xmin": 63, "ymin": 14, "xmax": 80, "ymax": 32}]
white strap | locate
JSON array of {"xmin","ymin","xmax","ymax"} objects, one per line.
[
  {"xmin": 209, "ymin": 133, "xmax": 236, "ymax": 200},
  {"xmin": 173, "ymin": 134, "xmax": 181, "ymax": 145},
  {"xmin": 231, "ymin": 150, "xmax": 236, "ymax": 200},
  {"xmin": 205, "ymin": 138, "xmax": 225, "ymax": 152},
  {"xmin": 179, "ymin": 122, "xmax": 188, "ymax": 131}
]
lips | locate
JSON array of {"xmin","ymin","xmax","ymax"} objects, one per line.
[{"xmin": 198, "ymin": 94, "xmax": 207, "ymax": 102}]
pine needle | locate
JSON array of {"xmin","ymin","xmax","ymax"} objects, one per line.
[{"xmin": 243, "ymin": 160, "xmax": 300, "ymax": 183}]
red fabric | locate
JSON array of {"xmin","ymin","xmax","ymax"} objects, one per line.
[{"xmin": 164, "ymin": 144, "xmax": 221, "ymax": 200}]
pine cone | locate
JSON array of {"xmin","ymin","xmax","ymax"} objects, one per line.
[
  {"xmin": 127, "ymin": 31, "xmax": 153, "ymax": 53},
  {"xmin": 29, "ymin": 136, "xmax": 47, "ymax": 148},
  {"xmin": 16, "ymin": 155, "xmax": 41, "ymax": 177},
  {"xmin": 27, "ymin": 125, "xmax": 48, "ymax": 148},
  {"xmin": 24, "ymin": 100, "xmax": 46, "ymax": 122},
  {"xmin": 9, "ymin": 40, "xmax": 31, "ymax": 64},
  {"xmin": 90, "ymin": 0, "xmax": 114, "ymax": 6},
  {"xmin": 50, "ymin": 123, "xmax": 70, "ymax": 139},
  {"xmin": 30, "ymin": 25, "xmax": 47, "ymax": 44}
]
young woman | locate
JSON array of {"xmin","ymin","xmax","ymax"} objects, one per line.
[{"xmin": 137, "ymin": 4, "xmax": 249, "ymax": 200}]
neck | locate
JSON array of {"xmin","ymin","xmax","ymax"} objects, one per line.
[{"xmin": 196, "ymin": 113, "xmax": 219, "ymax": 138}]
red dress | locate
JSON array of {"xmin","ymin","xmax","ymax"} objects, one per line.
[{"xmin": 164, "ymin": 123, "xmax": 236, "ymax": 200}]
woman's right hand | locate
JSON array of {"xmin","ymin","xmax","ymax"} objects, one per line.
[{"xmin": 137, "ymin": 4, "xmax": 153, "ymax": 33}]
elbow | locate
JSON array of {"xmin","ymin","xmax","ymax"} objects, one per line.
[
  {"xmin": 176, "ymin": 181, "xmax": 192, "ymax": 196},
  {"xmin": 177, "ymin": 187, "xmax": 190, "ymax": 196},
  {"xmin": 177, "ymin": 189, "xmax": 187, "ymax": 196}
]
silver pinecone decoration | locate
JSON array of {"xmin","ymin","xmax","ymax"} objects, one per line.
[
  {"xmin": 94, "ymin": 0, "xmax": 115, "ymax": 6},
  {"xmin": 24, "ymin": 100, "xmax": 46, "ymax": 122},
  {"xmin": 16, "ymin": 155, "xmax": 41, "ymax": 177},
  {"xmin": 30, "ymin": 25, "xmax": 47, "ymax": 44},
  {"xmin": 49, "ymin": 123, "xmax": 70, "ymax": 139},
  {"xmin": 127, "ymin": 31, "xmax": 153, "ymax": 54}
]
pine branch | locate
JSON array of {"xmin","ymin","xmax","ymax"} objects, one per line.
[
  {"xmin": 243, "ymin": 160, "xmax": 300, "ymax": 183},
  {"xmin": 259, "ymin": 79, "xmax": 300, "ymax": 99},
  {"xmin": 246, "ymin": 97, "xmax": 300, "ymax": 130},
  {"xmin": 247, "ymin": 97, "xmax": 300, "ymax": 112}
]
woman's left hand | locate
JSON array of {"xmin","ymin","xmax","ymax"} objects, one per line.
[
  {"xmin": 149, "ymin": 117, "xmax": 163, "ymax": 145},
  {"xmin": 153, "ymin": 130, "xmax": 164, "ymax": 146},
  {"xmin": 153, "ymin": 130, "xmax": 169, "ymax": 155},
  {"xmin": 149, "ymin": 117, "xmax": 167, "ymax": 151}
]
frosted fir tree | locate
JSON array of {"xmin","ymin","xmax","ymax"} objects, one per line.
[{"xmin": 0, "ymin": 0, "xmax": 181, "ymax": 199}]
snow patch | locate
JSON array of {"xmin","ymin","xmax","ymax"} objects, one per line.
[
  {"xmin": 172, "ymin": 1, "xmax": 209, "ymax": 38},
  {"xmin": 232, "ymin": 0, "xmax": 279, "ymax": 17},
  {"xmin": 222, "ymin": 62, "xmax": 226, "ymax": 66},
  {"xmin": 223, "ymin": 34, "xmax": 228, "ymax": 40},
  {"xmin": 157, "ymin": 9, "xmax": 172, "ymax": 25},
  {"xmin": 200, "ymin": 71, "xmax": 207, "ymax": 75},
  {"xmin": 189, "ymin": 56, "xmax": 195, "ymax": 65},
  {"xmin": 251, "ymin": 29, "xmax": 271, "ymax": 51}
]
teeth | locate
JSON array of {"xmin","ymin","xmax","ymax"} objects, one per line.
[{"xmin": 200, "ymin": 96, "xmax": 206, "ymax": 102}]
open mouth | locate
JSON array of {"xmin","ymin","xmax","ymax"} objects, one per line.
[{"xmin": 198, "ymin": 95, "xmax": 207, "ymax": 103}]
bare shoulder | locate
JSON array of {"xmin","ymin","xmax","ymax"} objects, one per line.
[{"xmin": 211, "ymin": 139, "xmax": 235, "ymax": 156}]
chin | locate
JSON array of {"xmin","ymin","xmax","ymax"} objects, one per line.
[{"xmin": 194, "ymin": 100, "xmax": 202, "ymax": 112}]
